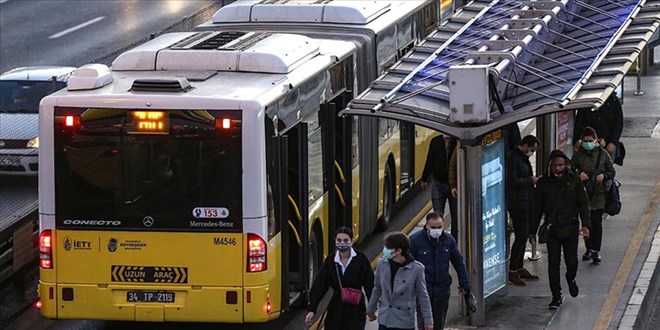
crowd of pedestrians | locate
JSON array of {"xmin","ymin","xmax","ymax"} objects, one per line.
[{"xmin": 305, "ymin": 94, "xmax": 624, "ymax": 328}]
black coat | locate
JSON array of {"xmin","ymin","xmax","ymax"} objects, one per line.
[
  {"xmin": 531, "ymin": 152, "xmax": 592, "ymax": 238},
  {"xmin": 421, "ymin": 135, "xmax": 449, "ymax": 184},
  {"xmin": 308, "ymin": 250, "xmax": 374, "ymax": 330},
  {"xmin": 506, "ymin": 148, "xmax": 535, "ymax": 211},
  {"xmin": 573, "ymin": 95, "xmax": 624, "ymax": 145}
]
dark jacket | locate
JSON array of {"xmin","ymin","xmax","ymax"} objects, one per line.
[
  {"xmin": 531, "ymin": 151, "xmax": 591, "ymax": 238},
  {"xmin": 571, "ymin": 146, "xmax": 615, "ymax": 210},
  {"xmin": 506, "ymin": 148, "xmax": 535, "ymax": 210},
  {"xmin": 409, "ymin": 229, "xmax": 470, "ymax": 301},
  {"xmin": 308, "ymin": 249, "xmax": 374, "ymax": 330},
  {"xmin": 421, "ymin": 135, "xmax": 448, "ymax": 184},
  {"xmin": 573, "ymin": 94, "xmax": 624, "ymax": 145}
]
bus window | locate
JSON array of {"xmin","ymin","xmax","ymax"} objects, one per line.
[
  {"xmin": 377, "ymin": 26, "xmax": 397, "ymax": 73},
  {"xmin": 397, "ymin": 16, "xmax": 414, "ymax": 56},
  {"xmin": 307, "ymin": 114, "xmax": 324, "ymax": 204},
  {"xmin": 53, "ymin": 107, "xmax": 243, "ymax": 232}
]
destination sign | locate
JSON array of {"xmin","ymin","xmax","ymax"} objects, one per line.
[
  {"xmin": 127, "ymin": 111, "xmax": 169, "ymax": 134},
  {"xmin": 111, "ymin": 265, "xmax": 188, "ymax": 283}
]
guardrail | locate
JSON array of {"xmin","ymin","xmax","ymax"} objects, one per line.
[{"xmin": 0, "ymin": 211, "xmax": 38, "ymax": 285}]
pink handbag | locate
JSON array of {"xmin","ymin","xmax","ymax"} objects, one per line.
[{"xmin": 336, "ymin": 264, "xmax": 362, "ymax": 305}]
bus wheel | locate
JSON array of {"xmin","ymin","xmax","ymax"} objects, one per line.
[
  {"xmin": 378, "ymin": 166, "xmax": 393, "ymax": 231},
  {"xmin": 307, "ymin": 231, "xmax": 322, "ymax": 296}
]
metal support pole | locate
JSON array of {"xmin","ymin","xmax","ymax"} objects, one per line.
[
  {"xmin": 634, "ymin": 59, "xmax": 644, "ymax": 96},
  {"xmin": 464, "ymin": 145, "xmax": 485, "ymax": 327},
  {"xmin": 457, "ymin": 145, "xmax": 468, "ymax": 317}
]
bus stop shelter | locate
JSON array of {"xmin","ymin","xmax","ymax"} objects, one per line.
[{"xmin": 340, "ymin": 0, "xmax": 660, "ymax": 325}]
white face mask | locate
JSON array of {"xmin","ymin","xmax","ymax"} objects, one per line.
[
  {"xmin": 526, "ymin": 151, "xmax": 535, "ymax": 158},
  {"xmin": 429, "ymin": 228, "xmax": 443, "ymax": 239}
]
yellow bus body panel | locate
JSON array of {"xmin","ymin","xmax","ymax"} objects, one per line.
[{"xmin": 38, "ymin": 230, "xmax": 281, "ymax": 322}]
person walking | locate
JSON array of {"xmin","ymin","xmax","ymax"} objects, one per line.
[
  {"xmin": 420, "ymin": 135, "xmax": 457, "ymax": 241},
  {"xmin": 367, "ymin": 232, "xmax": 433, "ymax": 330},
  {"xmin": 531, "ymin": 150, "xmax": 591, "ymax": 309},
  {"xmin": 506, "ymin": 135, "xmax": 541, "ymax": 286},
  {"xmin": 571, "ymin": 127, "xmax": 615, "ymax": 264},
  {"xmin": 573, "ymin": 93, "xmax": 624, "ymax": 162},
  {"xmin": 409, "ymin": 212, "xmax": 471, "ymax": 330},
  {"xmin": 306, "ymin": 227, "xmax": 374, "ymax": 329}
]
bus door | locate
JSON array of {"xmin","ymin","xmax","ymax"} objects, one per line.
[
  {"xmin": 277, "ymin": 124, "xmax": 311, "ymax": 307},
  {"xmin": 323, "ymin": 93, "xmax": 353, "ymax": 237},
  {"xmin": 400, "ymin": 122, "xmax": 415, "ymax": 194}
]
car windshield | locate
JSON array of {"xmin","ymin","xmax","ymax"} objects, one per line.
[{"xmin": 0, "ymin": 80, "xmax": 66, "ymax": 113}]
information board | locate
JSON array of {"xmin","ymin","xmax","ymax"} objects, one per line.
[{"xmin": 481, "ymin": 137, "xmax": 507, "ymax": 297}]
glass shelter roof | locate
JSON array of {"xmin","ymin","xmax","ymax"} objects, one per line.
[{"xmin": 341, "ymin": 0, "xmax": 660, "ymax": 141}]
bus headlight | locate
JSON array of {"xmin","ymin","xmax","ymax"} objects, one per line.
[{"xmin": 27, "ymin": 137, "xmax": 39, "ymax": 148}]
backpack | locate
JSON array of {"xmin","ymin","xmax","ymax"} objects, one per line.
[{"xmin": 605, "ymin": 180, "xmax": 622, "ymax": 216}]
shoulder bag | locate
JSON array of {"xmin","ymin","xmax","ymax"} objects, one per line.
[{"xmin": 335, "ymin": 263, "xmax": 362, "ymax": 305}]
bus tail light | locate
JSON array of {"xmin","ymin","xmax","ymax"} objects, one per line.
[
  {"xmin": 215, "ymin": 118, "xmax": 232, "ymax": 130},
  {"xmin": 39, "ymin": 230, "xmax": 53, "ymax": 269},
  {"xmin": 65, "ymin": 115, "xmax": 80, "ymax": 127},
  {"xmin": 247, "ymin": 234, "xmax": 266, "ymax": 272},
  {"xmin": 35, "ymin": 300, "xmax": 42, "ymax": 310}
]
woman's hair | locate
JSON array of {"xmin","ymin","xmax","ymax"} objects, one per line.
[
  {"xmin": 335, "ymin": 226, "xmax": 353, "ymax": 240},
  {"xmin": 384, "ymin": 232, "xmax": 410, "ymax": 255},
  {"xmin": 581, "ymin": 126, "xmax": 597, "ymax": 139}
]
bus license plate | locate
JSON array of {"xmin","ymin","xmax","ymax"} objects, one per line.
[{"xmin": 127, "ymin": 291, "xmax": 175, "ymax": 303}]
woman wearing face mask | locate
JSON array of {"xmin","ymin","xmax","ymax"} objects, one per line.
[
  {"xmin": 367, "ymin": 232, "xmax": 433, "ymax": 330},
  {"xmin": 571, "ymin": 126, "xmax": 615, "ymax": 263},
  {"xmin": 305, "ymin": 227, "xmax": 374, "ymax": 329}
]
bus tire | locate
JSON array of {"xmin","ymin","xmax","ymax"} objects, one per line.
[
  {"xmin": 378, "ymin": 165, "xmax": 393, "ymax": 231},
  {"xmin": 305, "ymin": 228, "xmax": 322, "ymax": 303}
]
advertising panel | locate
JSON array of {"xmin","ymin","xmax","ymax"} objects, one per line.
[{"xmin": 481, "ymin": 135, "xmax": 507, "ymax": 297}]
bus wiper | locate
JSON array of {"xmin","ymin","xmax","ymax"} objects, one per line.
[{"xmin": 125, "ymin": 195, "xmax": 142, "ymax": 204}]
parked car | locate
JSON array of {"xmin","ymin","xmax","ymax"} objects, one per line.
[{"xmin": 0, "ymin": 66, "xmax": 76, "ymax": 175}]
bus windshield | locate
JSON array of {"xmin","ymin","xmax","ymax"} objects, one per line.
[{"xmin": 53, "ymin": 107, "xmax": 242, "ymax": 232}]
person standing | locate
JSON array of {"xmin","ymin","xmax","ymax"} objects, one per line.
[
  {"xmin": 573, "ymin": 94, "xmax": 624, "ymax": 162},
  {"xmin": 571, "ymin": 127, "xmax": 615, "ymax": 264},
  {"xmin": 506, "ymin": 135, "xmax": 541, "ymax": 286},
  {"xmin": 531, "ymin": 150, "xmax": 591, "ymax": 309},
  {"xmin": 367, "ymin": 232, "xmax": 433, "ymax": 330},
  {"xmin": 409, "ymin": 212, "xmax": 471, "ymax": 330},
  {"xmin": 421, "ymin": 135, "xmax": 458, "ymax": 241},
  {"xmin": 306, "ymin": 227, "xmax": 374, "ymax": 329}
]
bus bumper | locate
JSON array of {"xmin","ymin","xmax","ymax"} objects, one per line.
[{"xmin": 36, "ymin": 282, "xmax": 281, "ymax": 323}]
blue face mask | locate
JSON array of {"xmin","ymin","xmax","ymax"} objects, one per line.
[
  {"xmin": 382, "ymin": 247, "xmax": 394, "ymax": 260},
  {"xmin": 582, "ymin": 141, "xmax": 596, "ymax": 151}
]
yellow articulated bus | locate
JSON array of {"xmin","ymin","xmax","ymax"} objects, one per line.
[{"xmin": 37, "ymin": 0, "xmax": 451, "ymax": 324}]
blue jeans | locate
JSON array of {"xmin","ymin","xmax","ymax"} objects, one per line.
[{"xmin": 431, "ymin": 180, "xmax": 458, "ymax": 242}]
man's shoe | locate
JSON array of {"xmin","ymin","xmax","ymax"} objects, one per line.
[
  {"xmin": 508, "ymin": 270, "xmax": 527, "ymax": 286},
  {"xmin": 549, "ymin": 295, "xmax": 564, "ymax": 309},
  {"xmin": 582, "ymin": 249, "xmax": 593, "ymax": 261},
  {"xmin": 518, "ymin": 268, "xmax": 540, "ymax": 280},
  {"xmin": 592, "ymin": 252, "xmax": 602, "ymax": 263},
  {"xmin": 568, "ymin": 280, "xmax": 579, "ymax": 297}
]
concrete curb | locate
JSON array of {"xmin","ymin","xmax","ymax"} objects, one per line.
[{"xmin": 629, "ymin": 225, "xmax": 660, "ymax": 330}]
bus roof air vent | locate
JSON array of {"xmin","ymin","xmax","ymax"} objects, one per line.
[
  {"xmin": 129, "ymin": 78, "xmax": 193, "ymax": 93},
  {"xmin": 212, "ymin": 0, "xmax": 391, "ymax": 24},
  {"xmin": 67, "ymin": 64, "xmax": 114, "ymax": 91},
  {"xmin": 170, "ymin": 31, "xmax": 257, "ymax": 50}
]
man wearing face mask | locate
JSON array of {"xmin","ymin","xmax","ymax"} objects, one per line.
[
  {"xmin": 408, "ymin": 212, "xmax": 471, "ymax": 329},
  {"xmin": 505, "ymin": 135, "xmax": 541, "ymax": 286},
  {"xmin": 571, "ymin": 127, "xmax": 615, "ymax": 264},
  {"xmin": 531, "ymin": 150, "xmax": 591, "ymax": 309}
]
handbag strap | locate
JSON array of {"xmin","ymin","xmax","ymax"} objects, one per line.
[{"xmin": 335, "ymin": 262, "xmax": 343, "ymax": 289}]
